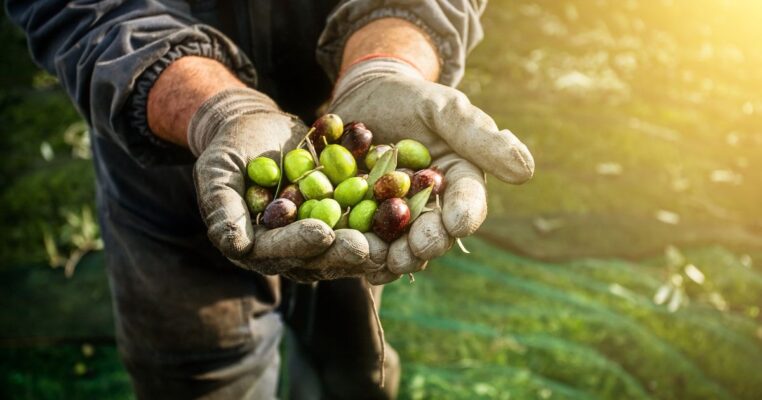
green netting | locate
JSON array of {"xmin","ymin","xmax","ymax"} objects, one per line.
[{"xmin": 382, "ymin": 238, "xmax": 762, "ymax": 400}]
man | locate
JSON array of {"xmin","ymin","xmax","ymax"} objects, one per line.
[{"xmin": 7, "ymin": 1, "xmax": 533, "ymax": 398}]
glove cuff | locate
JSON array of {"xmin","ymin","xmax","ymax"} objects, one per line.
[
  {"xmin": 187, "ymin": 88, "xmax": 281, "ymax": 157},
  {"xmin": 331, "ymin": 57, "xmax": 424, "ymax": 107}
]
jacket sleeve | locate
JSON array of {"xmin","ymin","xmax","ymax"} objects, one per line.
[
  {"xmin": 5, "ymin": 0, "xmax": 257, "ymax": 166},
  {"xmin": 316, "ymin": 0, "xmax": 487, "ymax": 87}
]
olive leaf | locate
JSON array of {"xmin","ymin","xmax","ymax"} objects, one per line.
[
  {"xmin": 364, "ymin": 147, "xmax": 398, "ymax": 199},
  {"xmin": 408, "ymin": 186, "xmax": 433, "ymax": 221}
]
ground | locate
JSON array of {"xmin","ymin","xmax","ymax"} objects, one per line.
[{"xmin": 1, "ymin": 1, "xmax": 761, "ymax": 399}]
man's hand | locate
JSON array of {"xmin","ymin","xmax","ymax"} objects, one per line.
[
  {"xmin": 331, "ymin": 19, "xmax": 535, "ymax": 280},
  {"xmin": 148, "ymin": 57, "xmax": 372, "ymax": 281}
]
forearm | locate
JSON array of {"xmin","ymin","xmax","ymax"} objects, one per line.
[
  {"xmin": 147, "ymin": 56, "xmax": 247, "ymax": 147},
  {"xmin": 341, "ymin": 18, "xmax": 440, "ymax": 82}
]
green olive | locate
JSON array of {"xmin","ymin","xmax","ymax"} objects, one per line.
[
  {"xmin": 320, "ymin": 144, "xmax": 358, "ymax": 185},
  {"xmin": 310, "ymin": 198, "xmax": 342, "ymax": 228},
  {"xmin": 245, "ymin": 185, "xmax": 273, "ymax": 214},
  {"xmin": 365, "ymin": 144, "xmax": 392, "ymax": 170},
  {"xmin": 349, "ymin": 200, "xmax": 378, "ymax": 233},
  {"xmin": 298, "ymin": 170, "xmax": 333, "ymax": 200},
  {"xmin": 298, "ymin": 199, "xmax": 319, "ymax": 220},
  {"xmin": 334, "ymin": 177, "xmax": 369, "ymax": 208},
  {"xmin": 247, "ymin": 157, "xmax": 281, "ymax": 187},
  {"xmin": 284, "ymin": 149, "xmax": 315, "ymax": 182},
  {"xmin": 396, "ymin": 139, "xmax": 431, "ymax": 170}
]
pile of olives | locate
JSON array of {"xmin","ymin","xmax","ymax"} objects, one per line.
[{"xmin": 245, "ymin": 114, "xmax": 445, "ymax": 243}]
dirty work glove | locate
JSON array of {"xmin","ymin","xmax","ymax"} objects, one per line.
[
  {"xmin": 189, "ymin": 88, "xmax": 369, "ymax": 280},
  {"xmin": 330, "ymin": 58, "xmax": 535, "ymax": 280}
]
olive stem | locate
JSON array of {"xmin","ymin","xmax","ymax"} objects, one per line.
[
  {"xmin": 456, "ymin": 238, "xmax": 471, "ymax": 254},
  {"xmin": 293, "ymin": 165, "xmax": 325, "ymax": 183},
  {"xmin": 274, "ymin": 146, "xmax": 284, "ymax": 197},
  {"xmin": 297, "ymin": 127, "xmax": 316, "ymax": 149},
  {"xmin": 304, "ymin": 132, "xmax": 321, "ymax": 167},
  {"xmin": 365, "ymin": 281, "xmax": 386, "ymax": 388}
]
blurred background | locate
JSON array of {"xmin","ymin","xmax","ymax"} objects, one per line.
[{"xmin": 1, "ymin": 0, "xmax": 761, "ymax": 399}]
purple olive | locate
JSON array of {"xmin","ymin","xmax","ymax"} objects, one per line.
[
  {"xmin": 372, "ymin": 198, "xmax": 411, "ymax": 242},
  {"xmin": 340, "ymin": 121, "xmax": 373, "ymax": 160},
  {"xmin": 309, "ymin": 114, "xmax": 343, "ymax": 153},
  {"xmin": 262, "ymin": 198, "xmax": 297, "ymax": 229},
  {"xmin": 279, "ymin": 184, "xmax": 305, "ymax": 207},
  {"xmin": 409, "ymin": 167, "xmax": 446, "ymax": 197},
  {"xmin": 374, "ymin": 171, "xmax": 411, "ymax": 201}
]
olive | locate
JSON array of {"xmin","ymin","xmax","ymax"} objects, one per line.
[
  {"xmin": 298, "ymin": 199, "xmax": 319, "ymax": 220},
  {"xmin": 372, "ymin": 198, "xmax": 411, "ymax": 242},
  {"xmin": 284, "ymin": 148, "xmax": 315, "ymax": 182},
  {"xmin": 373, "ymin": 171, "xmax": 411, "ymax": 201},
  {"xmin": 320, "ymin": 144, "xmax": 358, "ymax": 185},
  {"xmin": 397, "ymin": 168, "xmax": 415, "ymax": 182},
  {"xmin": 349, "ymin": 199, "xmax": 378, "ymax": 233},
  {"xmin": 364, "ymin": 144, "xmax": 392, "ymax": 170},
  {"xmin": 247, "ymin": 157, "xmax": 281, "ymax": 187},
  {"xmin": 310, "ymin": 114, "xmax": 343, "ymax": 152},
  {"xmin": 262, "ymin": 198, "xmax": 297, "ymax": 229},
  {"xmin": 279, "ymin": 184, "xmax": 305, "ymax": 207},
  {"xmin": 334, "ymin": 176, "xmax": 369, "ymax": 208},
  {"xmin": 245, "ymin": 185, "xmax": 273, "ymax": 214},
  {"xmin": 396, "ymin": 139, "xmax": 431, "ymax": 170},
  {"xmin": 340, "ymin": 121, "xmax": 373, "ymax": 160},
  {"xmin": 298, "ymin": 170, "xmax": 333, "ymax": 200},
  {"xmin": 409, "ymin": 167, "xmax": 446, "ymax": 197},
  {"xmin": 310, "ymin": 198, "xmax": 342, "ymax": 228}
]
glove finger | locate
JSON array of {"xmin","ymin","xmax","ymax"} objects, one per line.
[
  {"xmin": 366, "ymin": 267, "xmax": 402, "ymax": 286},
  {"xmin": 251, "ymin": 220, "xmax": 335, "ymax": 259},
  {"xmin": 232, "ymin": 256, "xmax": 305, "ymax": 275},
  {"xmin": 387, "ymin": 234, "xmax": 426, "ymax": 274},
  {"xmin": 362, "ymin": 232, "xmax": 389, "ymax": 273},
  {"xmin": 408, "ymin": 210, "xmax": 453, "ymax": 260},
  {"xmin": 193, "ymin": 150, "xmax": 254, "ymax": 259},
  {"xmin": 426, "ymin": 88, "xmax": 534, "ymax": 184},
  {"xmin": 284, "ymin": 264, "xmax": 374, "ymax": 282},
  {"xmin": 304, "ymin": 229, "xmax": 369, "ymax": 271},
  {"xmin": 433, "ymin": 156, "xmax": 488, "ymax": 238}
]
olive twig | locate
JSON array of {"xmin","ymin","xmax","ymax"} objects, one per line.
[
  {"xmin": 274, "ymin": 146, "xmax": 285, "ymax": 197},
  {"xmin": 456, "ymin": 238, "xmax": 471, "ymax": 254},
  {"xmin": 293, "ymin": 165, "xmax": 325, "ymax": 183},
  {"xmin": 297, "ymin": 127, "xmax": 316, "ymax": 149},
  {"xmin": 365, "ymin": 280, "xmax": 386, "ymax": 388}
]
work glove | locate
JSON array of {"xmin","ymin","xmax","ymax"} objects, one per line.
[
  {"xmin": 189, "ymin": 88, "xmax": 371, "ymax": 282},
  {"xmin": 329, "ymin": 58, "xmax": 535, "ymax": 283}
]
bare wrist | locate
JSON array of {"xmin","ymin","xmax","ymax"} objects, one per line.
[
  {"xmin": 147, "ymin": 56, "xmax": 246, "ymax": 147},
  {"xmin": 341, "ymin": 18, "xmax": 441, "ymax": 82}
]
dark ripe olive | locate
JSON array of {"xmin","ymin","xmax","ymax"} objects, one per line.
[
  {"xmin": 373, "ymin": 171, "xmax": 411, "ymax": 201},
  {"xmin": 279, "ymin": 184, "xmax": 305, "ymax": 207},
  {"xmin": 372, "ymin": 198, "xmax": 411, "ymax": 243},
  {"xmin": 409, "ymin": 167, "xmax": 446, "ymax": 197},
  {"xmin": 309, "ymin": 114, "xmax": 343, "ymax": 153},
  {"xmin": 245, "ymin": 185, "xmax": 273, "ymax": 214},
  {"xmin": 340, "ymin": 121, "xmax": 373, "ymax": 160},
  {"xmin": 262, "ymin": 198, "xmax": 297, "ymax": 229}
]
